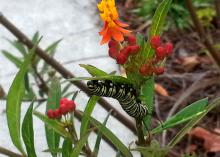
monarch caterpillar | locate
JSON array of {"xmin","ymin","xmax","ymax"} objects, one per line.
[{"xmin": 87, "ymin": 80, "xmax": 148, "ymax": 118}]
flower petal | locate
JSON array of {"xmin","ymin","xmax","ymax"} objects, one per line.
[
  {"xmin": 100, "ymin": 29, "xmax": 111, "ymax": 45},
  {"xmin": 110, "ymin": 27, "xmax": 124, "ymax": 42},
  {"xmin": 115, "ymin": 25, "xmax": 131, "ymax": 35},
  {"xmin": 99, "ymin": 22, "xmax": 108, "ymax": 35},
  {"xmin": 115, "ymin": 20, "xmax": 129, "ymax": 27}
]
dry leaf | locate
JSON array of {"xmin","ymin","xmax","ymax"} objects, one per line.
[
  {"xmin": 155, "ymin": 83, "xmax": 169, "ymax": 97},
  {"xmin": 180, "ymin": 56, "xmax": 200, "ymax": 71},
  {"xmin": 189, "ymin": 127, "xmax": 220, "ymax": 152}
]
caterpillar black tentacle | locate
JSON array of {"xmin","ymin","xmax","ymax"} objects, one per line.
[{"xmin": 87, "ymin": 80, "xmax": 148, "ymax": 118}]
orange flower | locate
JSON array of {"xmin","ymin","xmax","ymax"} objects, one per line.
[{"xmin": 97, "ymin": 0, "xmax": 131, "ymax": 45}]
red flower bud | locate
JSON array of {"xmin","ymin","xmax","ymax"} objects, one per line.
[
  {"xmin": 154, "ymin": 67, "xmax": 165, "ymax": 75},
  {"xmin": 108, "ymin": 47, "xmax": 118, "ymax": 59},
  {"xmin": 66, "ymin": 100, "xmax": 76, "ymax": 112},
  {"xmin": 165, "ymin": 42, "xmax": 173, "ymax": 56},
  {"xmin": 116, "ymin": 52, "xmax": 128, "ymax": 64},
  {"xmin": 139, "ymin": 64, "xmax": 148, "ymax": 76},
  {"xmin": 120, "ymin": 47, "xmax": 130, "ymax": 55},
  {"xmin": 47, "ymin": 109, "xmax": 55, "ymax": 119},
  {"xmin": 127, "ymin": 35, "xmax": 136, "ymax": 45},
  {"xmin": 150, "ymin": 35, "xmax": 161, "ymax": 49},
  {"xmin": 108, "ymin": 40, "xmax": 118, "ymax": 48},
  {"xmin": 60, "ymin": 98, "xmax": 68, "ymax": 105},
  {"xmin": 59, "ymin": 103, "xmax": 69, "ymax": 115},
  {"xmin": 54, "ymin": 109, "xmax": 61, "ymax": 118},
  {"xmin": 139, "ymin": 64, "xmax": 153, "ymax": 76},
  {"xmin": 128, "ymin": 45, "xmax": 140, "ymax": 55},
  {"xmin": 156, "ymin": 46, "xmax": 166, "ymax": 60}
]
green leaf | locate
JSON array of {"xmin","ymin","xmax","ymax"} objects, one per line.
[
  {"xmin": 34, "ymin": 111, "xmax": 71, "ymax": 138},
  {"xmin": 131, "ymin": 140, "xmax": 169, "ymax": 157},
  {"xmin": 45, "ymin": 39, "xmax": 62, "ymax": 54},
  {"xmin": 93, "ymin": 110, "xmax": 112, "ymax": 156},
  {"xmin": 22, "ymin": 102, "xmax": 37, "ymax": 157},
  {"xmin": 80, "ymin": 64, "xmax": 108, "ymax": 77},
  {"xmin": 167, "ymin": 98, "xmax": 220, "ymax": 149},
  {"xmin": 1, "ymin": 50, "xmax": 22, "ymax": 67},
  {"xmin": 6, "ymin": 42, "xmax": 37, "ymax": 155},
  {"xmin": 142, "ymin": 0, "xmax": 172, "ymax": 58},
  {"xmin": 149, "ymin": 0, "xmax": 172, "ymax": 36},
  {"xmin": 82, "ymin": 112, "xmax": 132, "ymax": 157},
  {"xmin": 70, "ymin": 131, "xmax": 90, "ymax": 157},
  {"xmin": 80, "ymin": 96, "xmax": 99, "ymax": 137},
  {"xmin": 6, "ymin": 39, "xmax": 27, "ymax": 56},
  {"xmin": 62, "ymin": 139, "xmax": 72, "ymax": 157},
  {"xmin": 67, "ymin": 76, "xmax": 132, "ymax": 85},
  {"xmin": 142, "ymin": 77, "xmax": 155, "ymax": 128},
  {"xmin": 45, "ymin": 78, "xmax": 62, "ymax": 157},
  {"xmin": 32, "ymin": 32, "xmax": 40, "ymax": 44},
  {"xmin": 152, "ymin": 98, "xmax": 208, "ymax": 134},
  {"xmin": 40, "ymin": 39, "xmax": 61, "ymax": 74}
]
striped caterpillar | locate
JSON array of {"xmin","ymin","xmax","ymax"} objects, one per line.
[{"xmin": 87, "ymin": 80, "xmax": 148, "ymax": 118}]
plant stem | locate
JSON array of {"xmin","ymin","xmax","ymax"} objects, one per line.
[
  {"xmin": 136, "ymin": 119, "xmax": 146, "ymax": 157},
  {"xmin": 0, "ymin": 12, "xmax": 136, "ymax": 133},
  {"xmin": 185, "ymin": 0, "xmax": 220, "ymax": 69},
  {"xmin": 215, "ymin": 0, "xmax": 220, "ymax": 29},
  {"xmin": 0, "ymin": 146, "xmax": 23, "ymax": 157}
]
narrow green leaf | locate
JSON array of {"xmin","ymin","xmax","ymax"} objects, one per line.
[
  {"xmin": 70, "ymin": 131, "xmax": 90, "ymax": 157},
  {"xmin": 6, "ymin": 39, "xmax": 27, "ymax": 56},
  {"xmin": 32, "ymin": 32, "xmax": 40, "ymax": 44},
  {"xmin": 142, "ymin": 77, "xmax": 155, "ymax": 128},
  {"xmin": 82, "ymin": 113, "xmax": 132, "ymax": 157},
  {"xmin": 80, "ymin": 96, "xmax": 99, "ymax": 137},
  {"xmin": 142, "ymin": 0, "xmax": 172, "ymax": 58},
  {"xmin": 168, "ymin": 98, "xmax": 220, "ymax": 149},
  {"xmin": 67, "ymin": 75, "xmax": 132, "ymax": 85},
  {"xmin": 45, "ymin": 39, "xmax": 62, "ymax": 54},
  {"xmin": 62, "ymin": 139, "xmax": 72, "ymax": 157},
  {"xmin": 2, "ymin": 50, "xmax": 22, "ymax": 67},
  {"xmin": 80, "ymin": 64, "xmax": 108, "ymax": 77},
  {"xmin": 45, "ymin": 78, "xmax": 61, "ymax": 157},
  {"xmin": 6, "ymin": 42, "xmax": 37, "ymax": 155},
  {"xmin": 22, "ymin": 102, "xmax": 37, "ymax": 157},
  {"xmin": 34, "ymin": 111, "xmax": 71, "ymax": 139},
  {"xmin": 149, "ymin": 0, "xmax": 172, "ymax": 36},
  {"xmin": 93, "ymin": 110, "xmax": 112, "ymax": 156},
  {"xmin": 40, "ymin": 39, "xmax": 61, "ymax": 74},
  {"xmin": 152, "ymin": 98, "xmax": 208, "ymax": 134},
  {"xmin": 131, "ymin": 140, "xmax": 169, "ymax": 157}
]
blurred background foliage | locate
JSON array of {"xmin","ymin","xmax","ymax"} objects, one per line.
[{"xmin": 132, "ymin": 0, "xmax": 215, "ymax": 30}]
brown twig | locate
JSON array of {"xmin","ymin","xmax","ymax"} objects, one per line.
[
  {"xmin": 32, "ymin": 65, "xmax": 49, "ymax": 94},
  {"xmin": 215, "ymin": 0, "xmax": 220, "ymax": 29},
  {"xmin": 185, "ymin": 0, "xmax": 220, "ymax": 69},
  {"xmin": 0, "ymin": 146, "xmax": 23, "ymax": 157},
  {"xmin": 0, "ymin": 12, "xmax": 136, "ymax": 133}
]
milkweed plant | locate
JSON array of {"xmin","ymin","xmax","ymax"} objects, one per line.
[{"xmin": 4, "ymin": 0, "xmax": 220, "ymax": 157}]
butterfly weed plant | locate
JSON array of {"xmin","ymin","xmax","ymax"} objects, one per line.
[{"xmin": 3, "ymin": 0, "xmax": 220, "ymax": 157}]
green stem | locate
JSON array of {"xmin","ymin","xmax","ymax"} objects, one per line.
[{"xmin": 136, "ymin": 119, "xmax": 145, "ymax": 157}]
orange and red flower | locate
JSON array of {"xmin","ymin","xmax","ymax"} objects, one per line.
[{"xmin": 97, "ymin": 0, "xmax": 131, "ymax": 45}]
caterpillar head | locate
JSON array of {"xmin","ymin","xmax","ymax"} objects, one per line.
[{"xmin": 87, "ymin": 80, "xmax": 98, "ymax": 90}]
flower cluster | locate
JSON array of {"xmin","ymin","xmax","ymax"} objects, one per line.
[
  {"xmin": 47, "ymin": 98, "xmax": 76, "ymax": 119},
  {"xmin": 151, "ymin": 35, "xmax": 173, "ymax": 61},
  {"xmin": 108, "ymin": 35, "xmax": 140, "ymax": 64},
  {"xmin": 139, "ymin": 35, "xmax": 173, "ymax": 76},
  {"xmin": 97, "ymin": 0, "xmax": 131, "ymax": 44}
]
